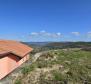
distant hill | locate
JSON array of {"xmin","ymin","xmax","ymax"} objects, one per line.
[
  {"xmin": 22, "ymin": 42, "xmax": 91, "ymax": 51},
  {"xmin": 22, "ymin": 42, "xmax": 50, "ymax": 48},
  {"xmin": 22, "ymin": 41, "xmax": 91, "ymax": 47},
  {"xmin": 24, "ymin": 42, "xmax": 49, "ymax": 46},
  {"xmin": 44, "ymin": 42, "xmax": 91, "ymax": 49}
]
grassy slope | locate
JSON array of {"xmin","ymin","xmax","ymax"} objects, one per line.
[{"xmin": 14, "ymin": 48, "xmax": 91, "ymax": 84}]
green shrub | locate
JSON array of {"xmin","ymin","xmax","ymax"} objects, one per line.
[
  {"xmin": 21, "ymin": 66, "xmax": 30, "ymax": 75},
  {"xmin": 14, "ymin": 79, "xmax": 21, "ymax": 84},
  {"xmin": 52, "ymin": 71, "xmax": 64, "ymax": 81},
  {"xmin": 21, "ymin": 64, "xmax": 35, "ymax": 75},
  {"xmin": 37, "ymin": 61, "xmax": 48, "ymax": 68}
]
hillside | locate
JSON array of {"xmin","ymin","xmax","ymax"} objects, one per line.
[
  {"xmin": 0, "ymin": 48, "xmax": 91, "ymax": 84},
  {"xmin": 0, "ymin": 42, "xmax": 91, "ymax": 84},
  {"xmin": 23, "ymin": 42, "xmax": 91, "ymax": 53}
]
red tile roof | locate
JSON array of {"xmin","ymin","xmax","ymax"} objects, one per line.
[{"xmin": 0, "ymin": 40, "xmax": 33, "ymax": 58}]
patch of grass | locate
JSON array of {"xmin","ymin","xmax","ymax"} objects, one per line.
[
  {"xmin": 53, "ymin": 71, "xmax": 63, "ymax": 81},
  {"xmin": 49, "ymin": 49, "xmax": 91, "ymax": 83},
  {"xmin": 19, "ymin": 48, "xmax": 91, "ymax": 84},
  {"xmin": 36, "ymin": 61, "xmax": 48, "ymax": 68},
  {"xmin": 51, "ymin": 70, "xmax": 68, "ymax": 84},
  {"xmin": 14, "ymin": 79, "xmax": 21, "ymax": 84},
  {"xmin": 21, "ymin": 64, "xmax": 35, "ymax": 75}
]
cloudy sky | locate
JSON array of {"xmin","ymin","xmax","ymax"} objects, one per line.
[{"xmin": 0, "ymin": 0, "xmax": 91, "ymax": 42}]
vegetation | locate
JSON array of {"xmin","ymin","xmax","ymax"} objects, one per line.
[
  {"xmin": 14, "ymin": 48, "xmax": 91, "ymax": 84},
  {"xmin": 26, "ymin": 42, "xmax": 91, "ymax": 54},
  {"xmin": 52, "ymin": 49, "xmax": 91, "ymax": 83},
  {"xmin": 14, "ymin": 79, "xmax": 21, "ymax": 84},
  {"xmin": 2, "ymin": 42, "xmax": 91, "ymax": 84},
  {"xmin": 21, "ymin": 64, "xmax": 35, "ymax": 75}
]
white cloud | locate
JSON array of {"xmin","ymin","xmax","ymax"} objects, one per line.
[
  {"xmin": 39, "ymin": 30, "xmax": 47, "ymax": 36},
  {"xmin": 87, "ymin": 32, "xmax": 91, "ymax": 38},
  {"xmin": 45, "ymin": 33, "xmax": 51, "ymax": 36},
  {"xmin": 30, "ymin": 32, "xmax": 38, "ymax": 36},
  {"xmin": 50, "ymin": 33, "xmax": 62, "ymax": 38},
  {"xmin": 30, "ymin": 31, "xmax": 62, "ymax": 38},
  {"xmin": 40, "ymin": 30, "xmax": 46, "ymax": 33},
  {"xmin": 88, "ymin": 32, "xmax": 91, "ymax": 34},
  {"xmin": 56, "ymin": 32, "xmax": 62, "ymax": 36},
  {"xmin": 29, "ymin": 31, "xmax": 91, "ymax": 41},
  {"xmin": 71, "ymin": 32, "xmax": 80, "ymax": 36}
]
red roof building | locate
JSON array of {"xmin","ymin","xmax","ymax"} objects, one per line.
[{"xmin": 0, "ymin": 40, "xmax": 33, "ymax": 80}]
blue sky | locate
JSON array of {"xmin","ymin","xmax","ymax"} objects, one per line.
[{"xmin": 0, "ymin": 0, "xmax": 91, "ymax": 42}]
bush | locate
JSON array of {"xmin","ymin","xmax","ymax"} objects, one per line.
[
  {"xmin": 21, "ymin": 66, "xmax": 30, "ymax": 75},
  {"xmin": 37, "ymin": 61, "xmax": 48, "ymax": 68},
  {"xmin": 52, "ymin": 71, "xmax": 64, "ymax": 81},
  {"xmin": 14, "ymin": 79, "xmax": 21, "ymax": 84},
  {"xmin": 21, "ymin": 64, "xmax": 35, "ymax": 75}
]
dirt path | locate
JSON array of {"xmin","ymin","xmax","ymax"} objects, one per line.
[
  {"xmin": 32, "ymin": 52, "xmax": 43, "ymax": 62},
  {"xmin": 32, "ymin": 51, "xmax": 49, "ymax": 61}
]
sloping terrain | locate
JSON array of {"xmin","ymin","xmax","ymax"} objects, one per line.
[
  {"xmin": 1, "ymin": 41, "xmax": 91, "ymax": 84},
  {"xmin": 1, "ymin": 48, "xmax": 91, "ymax": 84}
]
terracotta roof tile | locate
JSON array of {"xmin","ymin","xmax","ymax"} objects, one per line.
[
  {"xmin": 0, "ymin": 40, "xmax": 33, "ymax": 58},
  {"xmin": 0, "ymin": 50, "xmax": 10, "ymax": 56}
]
